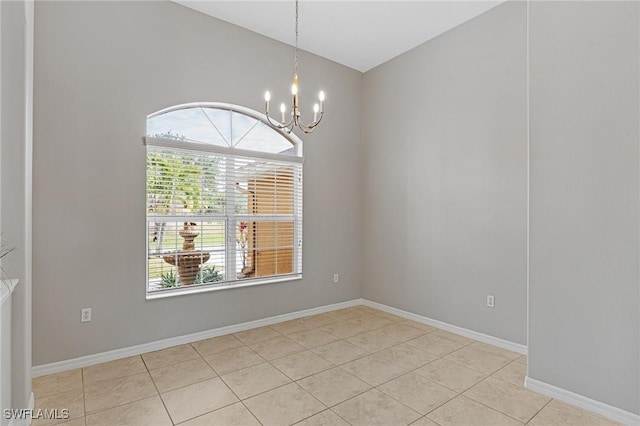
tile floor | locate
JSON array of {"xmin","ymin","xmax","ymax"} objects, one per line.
[{"xmin": 32, "ymin": 305, "xmax": 620, "ymax": 426}]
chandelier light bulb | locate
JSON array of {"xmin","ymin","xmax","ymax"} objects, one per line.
[
  {"xmin": 319, "ymin": 91, "xmax": 325, "ymax": 102},
  {"xmin": 264, "ymin": 91, "xmax": 271, "ymax": 102},
  {"xmin": 280, "ymin": 103, "xmax": 287, "ymax": 123},
  {"xmin": 313, "ymin": 103, "xmax": 319, "ymax": 121}
]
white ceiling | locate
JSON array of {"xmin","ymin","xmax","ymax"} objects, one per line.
[{"xmin": 174, "ymin": 1, "xmax": 505, "ymax": 72}]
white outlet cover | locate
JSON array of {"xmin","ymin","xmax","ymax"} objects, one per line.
[
  {"xmin": 486, "ymin": 296, "xmax": 495, "ymax": 308},
  {"xmin": 81, "ymin": 308, "xmax": 92, "ymax": 322}
]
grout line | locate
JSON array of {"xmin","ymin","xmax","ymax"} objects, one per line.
[
  {"xmin": 138, "ymin": 355, "xmax": 175, "ymax": 425},
  {"xmin": 524, "ymin": 399, "xmax": 554, "ymax": 425}
]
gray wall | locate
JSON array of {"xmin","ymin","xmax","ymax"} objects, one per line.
[
  {"xmin": 33, "ymin": 1, "xmax": 362, "ymax": 365},
  {"xmin": 1, "ymin": 0, "xmax": 32, "ymax": 410},
  {"xmin": 361, "ymin": 1, "xmax": 528, "ymax": 345},
  {"xmin": 528, "ymin": 1, "xmax": 640, "ymax": 414}
]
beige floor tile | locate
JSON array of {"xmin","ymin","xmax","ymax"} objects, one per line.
[
  {"xmin": 221, "ymin": 362, "xmax": 291, "ymax": 399},
  {"xmin": 56, "ymin": 418, "xmax": 85, "ymax": 426},
  {"xmin": 244, "ymin": 383, "xmax": 325, "ymax": 426},
  {"xmin": 203, "ymin": 346, "xmax": 264, "ymax": 375},
  {"xmin": 271, "ymin": 350, "xmax": 334, "ymax": 381},
  {"xmin": 85, "ymin": 396, "xmax": 171, "ymax": 426},
  {"xmin": 373, "ymin": 311, "xmax": 407, "ymax": 322},
  {"xmin": 299, "ymin": 313, "xmax": 339, "ymax": 329},
  {"xmin": 82, "ymin": 356, "xmax": 146, "ymax": 385},
  {"xmin": 328, "ymin": 308, "xmax": 366, "ymax": 322},
  {"xmin": 321, "ymin": 321, "xmax": 373, "ymax": 339},
  {"xmin": 527, "ymin": 400, "xmax": 619, "ymax": 426},
  {"xmin": 298, "ymin": 367, "xmax": 371, "ymax": 407},
  {"xmin": 56, "ymin": 417, "xmax": 86, "ymax": 426},
  {"xmin": 444, "ymin": 345, "xmax": 513, "ymax": 375},
  {"xmin": 346, "ymin": 329, "xmax": 398, "ymax": 352},
  {"xmin": 332, "ymin": 389, "xmax": 421, "ymax": 426},
  {"xmin": 515, "ymin": 355, "xmax": 527, "ymax": 365},
  {"xmin": 347, "ymin": 314, "xmax": 395, "ymax": 330},
  {"xmin": 161, "ymin": 377, "xmax": 238, "ymax": 424},
  {"xmin": 378, "ymin": 372, "xmax": 457, "ymax": 415},
  {"xmin": 402, "ymin": 321, "xmax": 439, "ymax": 333},
  {"xmin": 378, "ymin": 322, "xmax": 426, "ymax": 342},
  {"xmin": 430, "ymin": 330, "xmax": 475, "ymax": 346},
  {"xmin": 469, "ymin": 342, "xmax": 521, "ymax": 361},
  {"xmin": 84, "ymin": 372, "xmax": 157, "ymax": 415},
  {"xmin": 234, "ymin": 326, "xmax": 282, "ymax": 345},
  {"xmin": 414, "ymin": 358, "xmax": 486, "ymax": 393},
  {"xmin": 142, "ymin": 344, "xmax": 200, "ymax": 371},
  {"xmin": 149, "ymin": 357, "xmax": 216, "ymax": 393},
  {"xmin": 272, "ymin": 319, "xmax": 312, "ymax": 335},
  {"xmin": 409, "ymin": 417, "xmax": 440, "ymax": 426},
  {"xmin": 492, "ymin": 361, "xmax": 526, "ymax": 387},
  {"xmin": 406, "ymin": 333, "xmax": 466, "ymax": 357},
  {"xmin": 340, "ymin": 354, "xmax": 407, "ymax": 386},
  {"xmin": 33, "ymin": 389, "xmax": 84, "ymax": 426},
  {"xmin": 178, "ymin": 402, "xmax": 261, "ymax": 426},
  {"xmin": 191, "ymin": 334, "xmax": 244, "ymax": 357},
  {"xmin": 33, "ymin": 369, "xmax": 83, "ymax": 399},
  {"xmin": 294, "ymin": 410, "xmax": 349, "ymax": 426},
  {"xmin": 249, "ymin": 336, "xmax": 305, "ymax": 360},
  {"xmin": 464, "ymin": 377, "xmax": 550, "ymax": 422},
  {"xmin": 426, "ymin": 395, "xmax": 521, "ymax": 426},
  {"xmin": 352, "ymin": 305, "xmax": 382, "ymax": 314},
  {"xmin": 287, "ymin": 329, "xmax": 340, "ymax": 348},
  {"xmin": 372, "ymin": 343, "xmax": 438, "ymax": 370},
  {"xmin": 311, "ymin": 340, "xmax": 369, "ymax": 365}
]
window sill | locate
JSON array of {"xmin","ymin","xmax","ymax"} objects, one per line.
[{"xmin": 146, "ymin": 274, "xmax": 302, "ymax": 300}]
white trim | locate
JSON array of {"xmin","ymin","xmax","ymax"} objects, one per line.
[
  {"xmin": 32, "ymin": 299, "xmax": 361, "ymax": 377},
  {"xmin": 146, "ymin": 274, "xmax": 303, "ymax": 300},
  {"xmin": 360, "ymin": 299, "xmax": 527, "ymax": 355},
  {"xmin": 23, "ymin": 0, "xmax": 34, "ymax": 410},
  {"xmin": 145, "ymin": 137, "xmax": 304, "ymax": 164},
  {"xmin": 7, "ymin": 391, "xmax": 34, "ymax": 426},
  {"xmin": 525, "ymin": 0, "xmax": 531, "ymax": 381},
  {"xmin": 525, "ymin": 377, "xmax": 640, "ymax": 426},
  {"xmin": 0, "ymin": 279, "xmax": 18, "ymax": 306}
]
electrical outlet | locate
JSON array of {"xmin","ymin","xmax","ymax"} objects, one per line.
[
  {"xmin": 486, "ymin": 295, "xmax": 495, "ymax": 308},
  {"xmin": 81, "ymin": 308, "xmax": 92, "ymax": 322},
  {"xmin": 333, "ymin": 273, "xmax": 339, "ymax": 283}
]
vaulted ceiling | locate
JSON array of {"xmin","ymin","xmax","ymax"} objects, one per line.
[{"xmin": 174, "ymin": 1, "xmax": 504, "ymax": 72}]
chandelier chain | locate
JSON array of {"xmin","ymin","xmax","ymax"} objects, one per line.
[{"xmin": 294, "ymin": 0, "xmax": 299, "ymax": 77}]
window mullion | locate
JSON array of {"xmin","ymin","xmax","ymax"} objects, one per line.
[{"xmin": 225, "ymin": 157, "xmax": 237, "ymax": 281}]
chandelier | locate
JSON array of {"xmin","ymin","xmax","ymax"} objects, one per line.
[{"xmin": 264, "ymin": 0, "xmax": 325, "ymax": 134}]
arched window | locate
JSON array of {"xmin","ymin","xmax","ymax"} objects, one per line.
[{"xmin": 145, "ymin": 103, "xmax": 303, "ymax": 297}]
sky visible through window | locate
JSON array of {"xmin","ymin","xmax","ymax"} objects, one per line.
[{"xmin": 147, "ymin": 107, "xmax": 295, "ymax": 155}]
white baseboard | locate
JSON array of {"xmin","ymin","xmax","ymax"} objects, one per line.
[
  {"xmin": 525, "ymin": 376, "xmax": 639, "ymax": 426},
  {"xmin": 360, "ymin": 299, "xmax": 527, "ymax": 355},
  {"xmin": 7, "ymin": 392, "xmax": 34, "ymax": 426},
  {"xmin": 32, "ymin": 299, "xmax": 362, "ymax": 377}
]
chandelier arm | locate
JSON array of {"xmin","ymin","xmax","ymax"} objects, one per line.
[
  {"xmin": 297, "ymin": 112, "xmax": 324, "ymax": 132},
  {"xmin": 265, "ymin": 111, "xmax": 295, "ymax": 132}
]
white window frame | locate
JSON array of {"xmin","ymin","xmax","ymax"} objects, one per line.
[{"xmin": 144, "ymin": 103, "xmax": 303, "ymax": 300}]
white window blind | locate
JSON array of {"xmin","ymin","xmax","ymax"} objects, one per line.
[{"xmin": 145, "ymin": 104, "xmax": 303, "ymax": 295}]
